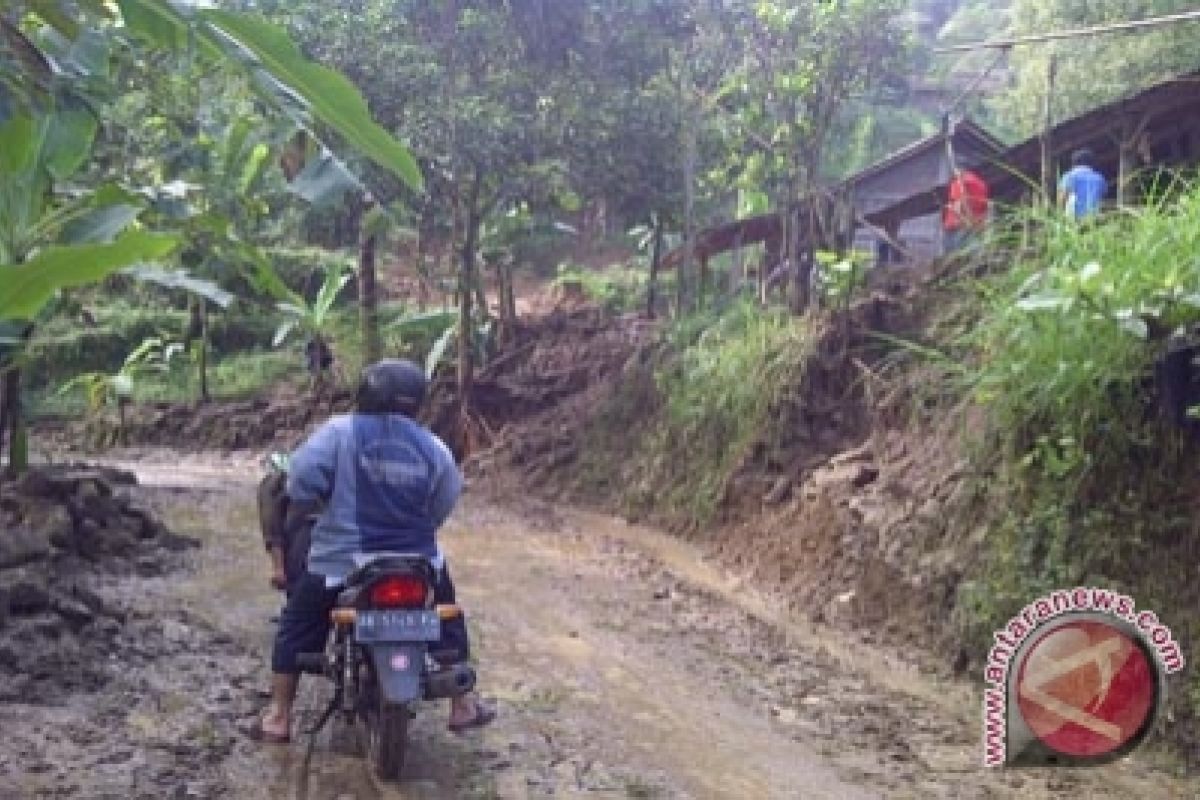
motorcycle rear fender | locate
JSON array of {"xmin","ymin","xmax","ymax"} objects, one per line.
[{"xmin": 368, "ymin": 643, "xmax": 426, "ymax": 704}]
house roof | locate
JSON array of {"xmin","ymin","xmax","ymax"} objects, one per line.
[
  {"xmin": 659, "ymin": 116, "xmax": 1005, "ymax": 269},
  {"xmin": 864, "ymin": 70, "xmax": 1200, "ymax": 229},
  {"xmin": 845, "ymin": 118, "xmax": 1006, "ymax": 188}
]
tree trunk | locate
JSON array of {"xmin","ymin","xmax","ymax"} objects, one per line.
[
  {"xmin": 790, "ymin": 209, "xmax": 809, "ymax": 315},
  {"xmin": 732, "ymin": 231, "xmax": 744, "ymax": 296},
  {"xmin": 0, "ymin": 369, "xmax": 8, "ymax": 457},
  {"xmin": 457, "ymin": 171, "xmax": 483, "ymax": 411},
  {"xmin": 497, "ymin": 258, "xmax": 517, "ymax": 344},
  {"xmin": 679, "ymin": 73, "xmax": 699, "ymax": 318},
  {"xmin": 359, "ymin": 216, "xmax": 382, "ymax": 366},
  {"xmin": 196, "ymin": 299, "xmax": 210, "ymax": 404},
  {"xmin": 415, "ymin": 226, "xmax": 429, "ymax": 312},
  {"xmin": 4, "ymin": 369, "xmax": 26, "ymax": 476},
  {"xmin": 646, "ymin": 216, "xmax": 663, "ymax": 319},
  {"xmin": 473, "ymin": 262, "xmax": 489, "ymax": 324}
]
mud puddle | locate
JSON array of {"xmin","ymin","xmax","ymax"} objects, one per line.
[{"xmin": 3, "ymin": 449, "xmax": 1198, "ymax": 799}]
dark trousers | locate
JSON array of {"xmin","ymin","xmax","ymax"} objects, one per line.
[{"xmin": 272, "ymin": 563, "xmax": 471, "ymax": 674}]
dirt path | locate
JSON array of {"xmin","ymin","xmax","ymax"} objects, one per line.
[{"xmin": 8, "ymin": 449, "xmax": 1199, "ymax": 799}]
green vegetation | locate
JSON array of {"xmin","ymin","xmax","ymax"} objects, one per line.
[
  {"xmin": 551, "ymin": 264, "xmax": 656, "ymax": 315},
  {"xmin": 578, "ymin": 299, "xmax": 811, "ymax": 526},
  {"xmin": 971, "ymin": 191, "xmax": 1200, "ymax": 489},
  {"xmin": 1, "ymin": 0, "xmax": 422, "ymax": 471},
  {"xmin": 953, "ymin": 188, "xmax": 1200, "ymax": 648}
]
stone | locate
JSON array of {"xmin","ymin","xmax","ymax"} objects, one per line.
[
  {"xmin": 851, "ymin": 465, "xmax": 880, "ymax": 489},
  {"xmin": 0, "ymin": 526, "xmax": 52, "ymax": 569},
  {"xmin": 12, "ymin": 470, "xmax": 59, "ymax": 500},
  {"xmin": 3, "ymin": 576, "xmax": 51, "ymax": 614},
  {"xmin": 763, "ymin": 476, "xmax": 793, "ymax": 505},
  {"xmin": 847, "ymin": 496, "xmax": 890, "ymax": 531},
  {"xmin": 829, "ymin": 443, "xmax": 875, "ymax": 467},
  {"xmin": 52, "ymin": 596, "xmax": 95, "ymax": 629}
]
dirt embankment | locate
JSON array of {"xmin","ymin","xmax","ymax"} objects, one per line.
[
  {"xmin": 0, "ymin": 465, "xmax": 195, "ymax": 700},
  {"xmin": 39, "ymin": 387, "xmax": 354, "ymax": 455},
  {"xmin": 457, "ymin": 281, "xmax": 990, "ymax": 678},
  {"xmin": 426, "ymin": 303, "xmax": 659, "ymax": 463},
  {"xmin": 460, "ymin": 287, "xmax": 964, "ymax": 623},
  {"xmin": 0, "ymin": 467, "xmax": 260, "ymax": 800},
  {"xmin": 454, "ymin": 273, "xmax": 1200, "ymax": 770}
]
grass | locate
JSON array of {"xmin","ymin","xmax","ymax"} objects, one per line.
[
  {"xmin": 575, "ymin": 298, "xmax": 812, "ymax": 526},
  {"xmin": 966, "ymin": 201, "xmax": 1200, "ymax": 485},
  {"xmin": 33, "ymin": 347, "xmax": 300, "ymax": 417},
  {"xmin": 948, "ymin": 183, "xmax": 1200, "ymax": 703},
  {"xmin": 553, "ymin": 262, "xmax": 676, "ymax": 314}
]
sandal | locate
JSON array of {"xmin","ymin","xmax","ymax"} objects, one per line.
[
  {"xmin": 241, "ymin": 721, "xmax": 291, "ymax": 745},
  {"xmin": 448, "ymin": 702, "xmax": 497, "ymax": 734}
]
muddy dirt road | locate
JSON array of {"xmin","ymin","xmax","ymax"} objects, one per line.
[{"xmin": 4, "ymin": 449, "xmax": 1198, "ymax": 799}]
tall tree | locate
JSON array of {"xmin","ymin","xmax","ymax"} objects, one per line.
[{"xmin": 716, "ymin": 0, "xmax": 909, "ymax": 310}]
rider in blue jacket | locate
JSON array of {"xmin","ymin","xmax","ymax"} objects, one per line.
[{"xmin": 250, "ymin": 359, "xmax": 494, "ymax": 743}]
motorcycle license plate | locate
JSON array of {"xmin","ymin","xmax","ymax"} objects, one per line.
[{"xmin": 354, "ymin": 609, "xmax": 441, "ymax": 643}]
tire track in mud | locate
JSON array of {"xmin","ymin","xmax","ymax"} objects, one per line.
[{"xmin": 447, "ymin": 501, "xmax": 1199, "ymax": 800}]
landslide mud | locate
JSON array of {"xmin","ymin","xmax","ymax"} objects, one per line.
[{"xmin": 2, "ymin": 450, "xmax": 1197, "ymax": 799}]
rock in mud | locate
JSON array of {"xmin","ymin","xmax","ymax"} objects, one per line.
[
  {"xmin": 0, "ymin": 465, "xmax": 193, "ymax": 701},
  {"xmin": 2, "ymin": 573, "xmax": 51, "ymax": 614},
  {"xmin": 764, "ymin": 476, "xmax": 793, "ymax": 505},
  {"xmin": 0, "ymin": 526, "xmax": 52, "ymax": 569},
  {"xmin": 51, "ymin": 596, "xmax": 95, "ymax": 629}
]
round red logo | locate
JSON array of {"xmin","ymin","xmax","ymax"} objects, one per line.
[{"xmin": 1015, "ymin": 619, "xmax": 1158, "ymax": 759}]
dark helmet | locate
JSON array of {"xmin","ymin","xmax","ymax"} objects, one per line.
[
  {"xmin": 1072, "ymin": 148, "xmax": 1094, "ymax": 168},
  {"xmin": 356, "ymin": 359, "xmax": 428, "ymax": 415}
]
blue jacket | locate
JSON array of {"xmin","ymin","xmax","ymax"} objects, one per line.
[
  {"xmin": 286, "ymin": 413, "xmax": 462, "ymax": 584},
  {"xmin": 1060, "ymin": 166, "xmax": 1107, "ymax": 219}
]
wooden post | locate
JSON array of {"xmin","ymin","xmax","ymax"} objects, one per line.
[
  {"xmin": 1118, "ymin": 113, "xmax": 1152, "ymax": 207},
  {"xmin": 1040, "ymin": 53, "xmax": 1058, "ymax": 204},
  {"xmin": 732, "ymin": 229, "xmax": 744, "ymax": 296}
]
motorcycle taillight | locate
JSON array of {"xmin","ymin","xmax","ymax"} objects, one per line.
[{"xmin": 367, "ymin": 574, "xmax": 429, "ymax": 608}]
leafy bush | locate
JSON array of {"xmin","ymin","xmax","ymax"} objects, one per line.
[
  {"xmin": 27, "ymin": 303, "xmax": 279, "ymax": 390},
  {"xmin": 552, "ymin": 263, "xmax": 649, "ymax": 313},
  {"xmin": 968, "ymin": 186, "xmax": 1200, "ymax": 491},
  {"xmin": 956, "ymin": 183, "xmax": 1200, "ymax": 663},
  {"xmin": 260, "ymin": 246, "xmax": 357, "ymax": 297}
]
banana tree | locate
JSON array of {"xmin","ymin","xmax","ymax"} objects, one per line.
[
  {"xmin": 0, "ymin": 18, "xmax": 181, "ymax": 473},
  {"xmin": 272, "ymin": 262, "xmax": 352, "ymax": 397},
  {"xmin": 58, "ymin": 335, "xmax": 185, "ymax": 445},
  {"xmin": 3, "ymin": 1, "xmax": 424, "ymax": 472}
]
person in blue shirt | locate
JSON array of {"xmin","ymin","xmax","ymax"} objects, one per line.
[
  {"xmin": 1059, "ymin": 148, "xmax": 1108, "ymax": 220},
  {"xmin": 250, "ymin": 359, "xmax": 494, "ymax": 743}
]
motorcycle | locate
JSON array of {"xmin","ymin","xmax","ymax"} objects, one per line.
[{"xmin": 296, "ymin": 552, "xmax": 477, "ymax": 779}]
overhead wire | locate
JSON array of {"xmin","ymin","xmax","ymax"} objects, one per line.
[{"xmin": 935, "ymin": 8, "xmax": 1200, "ymax": 53}]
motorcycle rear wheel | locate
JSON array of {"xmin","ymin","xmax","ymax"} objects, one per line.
[{"xmin": 367, "ymin": 696, "xmax": 410, "ymax": 781}]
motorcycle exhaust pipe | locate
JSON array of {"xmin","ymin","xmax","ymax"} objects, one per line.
[{"xmin": 424, "ymin": 664, "xmax": 476, "ymax": 699}]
